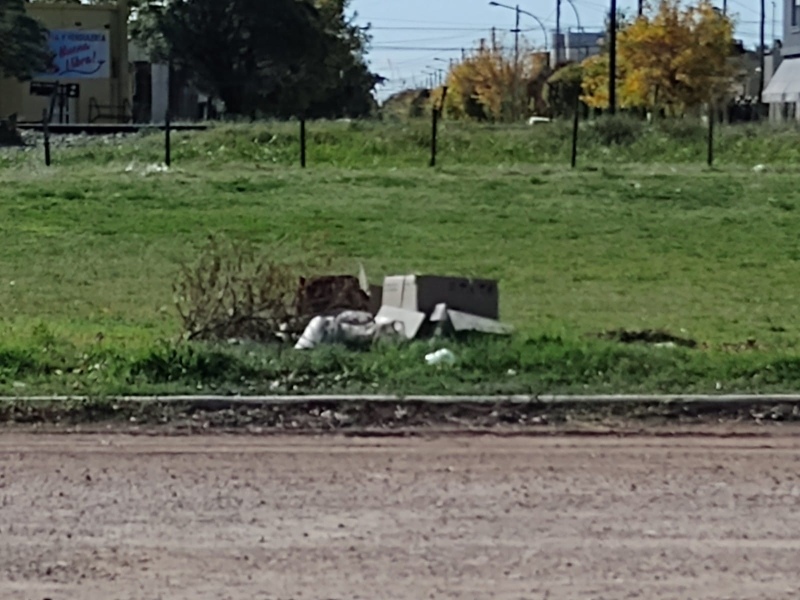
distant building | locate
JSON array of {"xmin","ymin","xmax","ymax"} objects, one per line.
[
  {"xmin": 763, "ymin": 0, "xmax": 800, "ymax": 120},
  {"xmin": 0, "ymin": 1, "xmax": 130, "ymax": 124},
  {"xmin": 551, "ymin": 30, "xmax": 604, "ymax": 66},
  {"xmin": 129, "ymin": 42, "xmax": 208, "ymax": 124}
]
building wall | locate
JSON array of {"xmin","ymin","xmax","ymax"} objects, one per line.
[
  {"xmin": 784, "ymin": 0, "xmax": 800, "ymax": 56},
  {"xmin": 564, "ymin": 31, "xmax": 604, "ymax": 63},
  {"xmin": 0, "ymin": 1, "xmax": 129, "ymax": 123}
]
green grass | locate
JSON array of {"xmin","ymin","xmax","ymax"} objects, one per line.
[{"xmin": 2, "ymin": 119, "xmax": 800, "ymax": 395}]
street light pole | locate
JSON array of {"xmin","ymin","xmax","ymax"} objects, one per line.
[
  {"xmin": 565, "ymin": 0, "xmax": 582, "ymax": 30},
  {"xmin": 759, "ymin": 0, "xmax": 765, "ymax": 107},
  {"xmin": 514, "ymin": 5, "xmax": 520, "ymax": 120},
  {"xmin": 489, "ymin": 1, "xmax": 549, "ymax": 50},
  {"xmin": 489, "ymin": 1, "xmax": 550, "ymax": 121}
]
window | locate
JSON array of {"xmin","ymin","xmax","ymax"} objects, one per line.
[{"xmin": 794, "ymin": 0, "xmax": 800, "ymax": 28}]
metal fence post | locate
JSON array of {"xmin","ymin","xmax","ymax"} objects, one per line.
[
  {"xmin": 42, "ymin": 109, "xmax": 51, "ymax": 167},
  {"xmin": 300, "ymin": 118, "xmax": 307, "ymax": 168}
]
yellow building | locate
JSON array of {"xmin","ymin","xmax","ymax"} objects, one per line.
[{"xmin": 0, "ymin": 1, "xmax": 130, "ymax": 124}]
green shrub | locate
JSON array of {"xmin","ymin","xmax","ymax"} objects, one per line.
[{"xmin": 587, "ymin": 115, "xmax": 644, "ymax": 146}]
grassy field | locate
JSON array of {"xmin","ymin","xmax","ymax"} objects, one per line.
[{"xmin": 2, "ymin": 119, "xmax": 800, "ymax": 396}]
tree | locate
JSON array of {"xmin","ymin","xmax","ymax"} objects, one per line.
[
  {"xmin": 546, "ymin": 62, "xmax": 584, "ymax": 117},
  {"xmin": 582, "ymin": 0, "xmax": 734, "ymax": 113},
  {"xmin": 133, "ymin": 0, "xmax": 380, "ymax": 118},
  {"xmin": 280, "ymin": 0, "xmax": 383, "ymax": 118},
  {"xmin": 444, "ymin": 37, "xmax": 549, "ymax": 122},
  {"xmin": 0, "ymin": 0, "xmax": 49, "ymax": 81}
]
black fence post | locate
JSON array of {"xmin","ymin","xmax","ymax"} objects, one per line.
[
  {"xmin": 429, "ymin": 107, "xmax": 438, "ymax": 168},
  {"xmin": 430, "ymin": 86, "xmax": 448, "ymax": 168},
  {"xmin": 707, "ymin": 103, "xmax": 714, "ymax": 167},
  {"xmin": 164, "ymin": 107, "xmax": 171, "ymax": 167},
  {"xmin": 42, "ymin": 109, "xmax": 51, "ymax": 167},
  {"xmin": 300, "ymin": 118, "xmax": 307, "ymax": 168},
  {"xmin": 571, "ymin": 94, "xmax": 580, "ymax": 169}
]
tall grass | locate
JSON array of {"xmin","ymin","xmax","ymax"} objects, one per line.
[
  {"xmin": 3, "ymin": 333, "xmax": 800, "ymax": 396},
  {"xmin": 3, "ymin": 118, "xmax": 800, "ymax": 170},
  {"xmin": 3, "ymin": 119, "xmax": 800, "ymax": 396}
]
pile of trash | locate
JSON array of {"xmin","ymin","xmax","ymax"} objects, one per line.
[{"xmin": 293, "ymin": 268, "xmax": 513, "ymax": 350}]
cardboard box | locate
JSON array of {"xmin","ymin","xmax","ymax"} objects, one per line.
[
  {"xmin": 430, "ymin": 304, "xmax": 513, "ymax": 336},
  {"xmin": 381, "ymin": 275, "xmax": 499, "ymax": 319}
]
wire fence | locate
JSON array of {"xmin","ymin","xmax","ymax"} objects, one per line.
[{"xmin": 18, "ymin": 102, "xmax": 794, "ymax": 171}]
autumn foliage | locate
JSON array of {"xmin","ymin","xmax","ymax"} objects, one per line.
[
  {"xmin": 582, "ymin": 0, "xmax": 734, "ymax": 113},
  {"xmin": 442, "ymin": 37, "xmax": 550, "ymax": 122}
]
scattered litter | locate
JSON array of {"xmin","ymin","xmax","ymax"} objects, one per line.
[
  {"xmin": 753, "ymin": 164, "xmax": 767, "ymax": 173},
  {"xmin": 295, "ymin": 275, "xmax": 370, "ymax": 318},
  {"xmin": 143, "ymin": 163, "xmax": 169, "ymax": 175},
  {"xmin": 425, "ymin": 348, "xmax": 456, "ymax": 365},
  {"xmin": 379, "ymin": 274, "xmax": 512, "ymax": 338},
  {"xmin": 294, "ymin": 310, "xmax": 404, "ymax": 350},
  {"xmin": 125, "ymin": 162, "xmax": 169, "ymax": 176},
  {"xmin": 431, "ymin": 303, "xmax": 514, "ymax": 336},
  {"xmin": 527, "ymin": 116, "xmax": 552, "ymax": 125},
  {"xmin": 294, "ymin": 271, "xmax": 513, "ymax": 350}
]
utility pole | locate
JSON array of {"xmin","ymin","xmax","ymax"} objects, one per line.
[
  {"xmin": 723, "ymin": 0, "xmax": 727, "ymax": 16},
  {"xmin": 609, "ymin": 0, "xmax": 617, "ymax": 114},
  {"xmin": 759, "ymin": 0, "xmax": 766, "ymax": 107},
  {"xmin": 638, "ymin": 0, "xmax": 643, "ymax": 16},
  {"xmin": 556, "ymin": 0, "xmax": 561, "ymax": 64},
  {"xmin": 772, "ymin": 1, "xmax": 777, "ymax": 44},
  {"xmin": 514, "ymin": 5, "xmax": 520, "ymax": 121}
]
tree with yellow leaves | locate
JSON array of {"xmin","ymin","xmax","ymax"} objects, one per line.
[
  {"xmin": 443, "ymin": 37, "xmax": 549, "ymax": 122},
  {"xmin": 582, "ymin": 0, "xmax": 734, "ymax": 113}
]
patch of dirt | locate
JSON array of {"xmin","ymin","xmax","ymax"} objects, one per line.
[
  {"xmin": 596, "ymin": 328, "xmax": 698, "ymax": 348},
  {"xmin": 2, "ymin": 433, "xmax": 800, "ymax": 599},
  {"xmin": 3, "ymin": 399, "xmax": 800, "ymax": 434}
]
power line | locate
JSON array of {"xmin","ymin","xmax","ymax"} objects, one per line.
[
  {"xmin": 369, "ymin": 26, "xmax": 496, "ymax": 31},
  {"xmin": 359, "ymin": 16, "xmax": 505, "ymax": 27},
  {"xmin": 727, "ymin": 0, "xmax": 761, "ymax": 16},
  {"xmin": 371, "ymin": 33, "xmax": 487, "ymax": 44},
  {"xmin": 370, "ymin": 46, "xmax": 477, "ymax": 51}
]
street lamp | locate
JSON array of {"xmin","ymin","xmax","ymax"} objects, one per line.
[
  {"xmin": 426, "ymin": 66, "xmax": 445, "ymax": 86},
  {"xmin": 556, "ymin": 0, "xmax": 582, "ymax": 64},
  {"xmin": 488, "ymin": 2, "xmax": 549, "ymax": 52},
  {"xmin": 565, "ymin": 0, "xmax": 582, "ymax": 30},
  {"xmin": 423, "ymin": 70, "xmax": 438, "ymax": 88},
  {"xmin": 489, "ymin": 1, "xmax": 549, "ymax": 121},
  {"xmin": 434, "ymin": 57, "xmax": 454, "ymax": 70}
]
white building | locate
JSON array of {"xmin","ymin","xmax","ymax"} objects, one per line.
[
  {"xmin": 551, "ymin": 30, "xmax": 604, "ymax": 66},
  {"xmin": 763, "ymin": 0, "xmax": 800, "ymax": 119}
]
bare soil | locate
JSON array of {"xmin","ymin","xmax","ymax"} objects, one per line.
[{"xmin": 2, "ymin": 431, "xmax": 800, "ymax": 599}]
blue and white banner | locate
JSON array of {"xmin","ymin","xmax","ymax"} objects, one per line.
[{"xmin": 39, "ymin": 30, "xmax": 110, "ymax": 79}]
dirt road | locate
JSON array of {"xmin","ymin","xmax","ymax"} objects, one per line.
[{"xmin": 2, "ymin": 431, "xmax": 800, "ymax": 599}]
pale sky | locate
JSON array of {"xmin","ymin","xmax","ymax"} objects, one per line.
[{"xmin": 350, "ymin": 0, "xmax": 774, "ymax": 98}]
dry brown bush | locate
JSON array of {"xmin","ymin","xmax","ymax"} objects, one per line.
[{"xmin": 174, "ymin": 236, "xmax": 303, "ymax": 342}]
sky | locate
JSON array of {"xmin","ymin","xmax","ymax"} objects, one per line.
[{"xmin": 350, "ymin": 0, "xmax": 776, "ymax": 99}]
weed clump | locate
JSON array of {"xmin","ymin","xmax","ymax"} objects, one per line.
[
  {"xmin": 173, "ymin": 236, "xmax": 301, "ymax": 343},
  {"xmin": 588, "ymin": 115, "xmax": 644, "ymax": 146}
]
